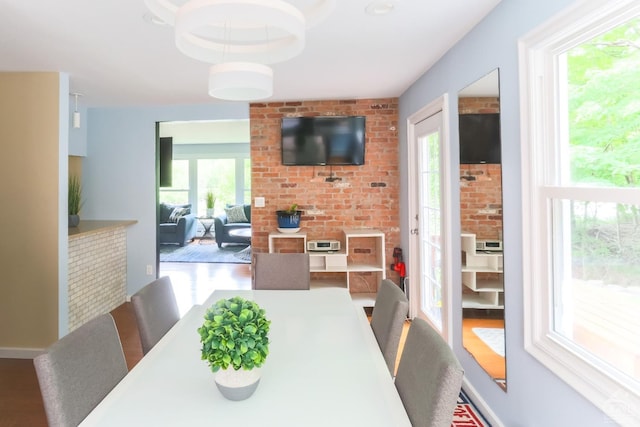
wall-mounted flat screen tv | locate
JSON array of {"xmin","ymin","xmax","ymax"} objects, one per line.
[
  {"xmin": 281, "ymin": 116, "xmax": 366, "ymax": 166},
  {"xmin": 459, "ymin": 113, "xmax": 501, "ymax": 164}
]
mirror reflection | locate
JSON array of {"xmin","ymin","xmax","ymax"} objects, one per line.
[{"xmin": 458, "ymin": 69, "xmax": 506, "ymax": 391}]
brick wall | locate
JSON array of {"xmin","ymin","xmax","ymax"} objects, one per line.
[
  {"xmin": 458, "ymin": 97, "xmax": 500, "ymax": 115},
  {"xmin": 250, "ymin": 99, "xmax": 400, "ymax": 291},
  {"xmin": 458, "ymin": 97, "xmax": 502, "ymax": 240},
  {"xmin": 68, "ymin": 227, "xmax": 127, "ymax": 331}
]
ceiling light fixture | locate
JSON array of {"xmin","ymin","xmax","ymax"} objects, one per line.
[
  {"xmin": 144, "ymin": 0, "xmax": 184, "ymax": 26},
  {"xmin": 71, "ymin": 93, "xmax": 83, "ymax": 129},
  {"xmin": 174, "ymin": 0, "xmax": 305, "ymax": 65},
  {"xmin": 365, "ymin": 1, "xmax": 396, "ymax": 16},
  {"xmin": 144, "ymin": 0, "xmax": 336, "ymax": 101},
  {"xmin": 144, "ymin": 0, "xmax": 335, "ymax": 29},
  {"xmin": 209, "ymin": 62, "xmax": 273, "ymax": 101},
  {"xmin": 142, "ymin": 12, "xmax": 168, "ymax": 26}
]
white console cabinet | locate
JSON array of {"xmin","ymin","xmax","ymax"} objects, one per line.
[
  {"xmin": 461, "ymin": 233, "xmax": 504, "ymax": 309},
  {"xmin": 268, "ymin": 229, "xmax": 386, "ymax": 306}
]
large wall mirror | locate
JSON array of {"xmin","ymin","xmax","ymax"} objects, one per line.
[{"xmin": 458, "ymin": 69, "xmax": 506, "ymax": 391}]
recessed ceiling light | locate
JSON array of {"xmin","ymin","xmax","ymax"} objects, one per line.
[
  {"xmin": 365, "ymin": 1, "xmax": 396, "ymax": 16},
  {"xmin": 142, "ymin": 12, "xmax": 167, "ymax": 26}
]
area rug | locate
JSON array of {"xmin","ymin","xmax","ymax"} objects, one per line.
[
  {"xmin": 451, "ymin": 390, "xmax": 492, "ymax": 427},
  {"xmin": 472, "ymin": 328, "xmax": 505, "ymax": 357},
  {"xmin": 160, "ymin": 240, "xmax": 250, "ymax": 264}
]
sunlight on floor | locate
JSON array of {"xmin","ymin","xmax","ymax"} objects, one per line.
[{"xmin": 159, "ymin": 262, "xmax": 252, "ymax": 315}]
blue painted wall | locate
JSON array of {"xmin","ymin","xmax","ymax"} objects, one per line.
[
  {"xmin": 399, "ymin": 0, "xmax": 612, "ymax": 425},
  {"xmin": 84, "ymin": 103, "xmax": 249, "ymax": 296}
]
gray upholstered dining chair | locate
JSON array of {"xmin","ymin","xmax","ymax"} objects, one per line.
[
  {"xmin": 252, "ymin": 252, "xmax": 310, "ymax": 290},
  {"xmin": 370, "ymin": 279, "xmax": 409, "ymax": 375},
  {"xmin": 131, "ymin": 276, "xmax": 181, "ymax": 354},
  {"xmin": 33, "ymin": 313, "xmax": 128, "ymax": 427},
  {"xmin": 394, "ymin": 318, "xmax": 464, "ymax": 427}
]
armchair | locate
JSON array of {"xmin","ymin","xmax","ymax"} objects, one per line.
[
  {"xmin": 213, "ymin": 204, "xmax": 251, "ymax": 248},
  {"xmin": 158, "ymin": 203, "xmax": 197, "ymax": 246}
]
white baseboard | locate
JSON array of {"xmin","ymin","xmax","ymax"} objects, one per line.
[
  {"xmin": 0, "ymin": 347, "xmax": 43, "ymax": 359},
  {"xmin": 462, "ymin": 377, "xmax": 505, "ymax": 427}
]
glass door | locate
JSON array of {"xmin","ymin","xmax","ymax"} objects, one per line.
[{"xmin": 414, "ymin": 111, "xmax": 444, "ymax": 331}]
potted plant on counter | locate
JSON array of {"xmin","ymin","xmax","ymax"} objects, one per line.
[
  {"xmin": 198, "ymin": 296, "xmax": 271, "ymax": 401},
  {"xmin": 68, "ymin": 175, "xmax": 83, "ymax": 227},
  {"xmin": 276, "ymin": 203, "xmax": 302, "ymax": 233}
]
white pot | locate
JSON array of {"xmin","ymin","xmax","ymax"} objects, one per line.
[
  {"xmin": 214, "ymin": 367, "xmax": 261, "ymax": 401},
  {"xmin": 206, "ymin": 208, "xmax": 215, "ymax": 218}
]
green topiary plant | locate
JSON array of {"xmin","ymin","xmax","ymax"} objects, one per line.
[{"xmin": 198, "ymin": 296, "xmax": 271, "ymax": 372}]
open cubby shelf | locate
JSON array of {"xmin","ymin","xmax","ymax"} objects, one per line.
[
  {"xmin": 461, "ymin": 233, "xmax": 504, "ymax": 310},
  {"xmin": 269, "ymin": 228, "xmax": 386, "ymax": 307}
]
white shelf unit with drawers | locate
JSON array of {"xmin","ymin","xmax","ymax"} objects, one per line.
[
  {"xmin": 461, "ymin": 233, "xmax": 504, "ymax": 309},
  {"xmin": 268, "ymin": 229, "xmax": 385, "ymax": 307}
]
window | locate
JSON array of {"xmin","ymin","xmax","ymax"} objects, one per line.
[
  {"xmin": 418, "ymin": 121, "xmax": 444, "ymax": 330},
  {"xmin": 520, "ymin": 2, "xmax": 640, "ymax": 425},
  {"xmin": 243, "ymin": 158, "xmax": 251, "ymax": 204},
  {"xmin": 197, "ymin": 159, "xmax": 243, "ymax": 217}
]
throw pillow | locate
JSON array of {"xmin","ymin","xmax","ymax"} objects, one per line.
[
  {"xmin": 169, "ymin": 207, "xmax": 189, "ymax": 223},
  {"xmin": 225, "ymin": 205, "xmax": 249, "ymax": 223}
]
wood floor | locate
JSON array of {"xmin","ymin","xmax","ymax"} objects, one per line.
[
  {"xmin": 462, "ymin": 317, "xmax": 506, "ymax": 383},
  {"xmin": 0, "ymin": 262, "xmax": 251, "ymax": 427}
]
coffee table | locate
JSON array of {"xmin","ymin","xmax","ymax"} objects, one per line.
[
  {"xmin": 229, "ymin": 228, "xmax": 251, "ymax": 261},
  {"xmin": 228, "ymin": 228, "xmax": 251, "ymax": 241}
]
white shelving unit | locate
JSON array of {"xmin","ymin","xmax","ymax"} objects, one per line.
[
  {"xmin": 461, "ymin": 233, "xmax": 504, "ymax": 309},
  {"xmin": 268, "ymin": 230, "xmax": 307, "ymax": 253},
  {"xmin": 269, "ymin": 229, "xmax": 386, "ymax": 307},
  {"xmin": 342, "ymin": 229, "xmax": 386, "ymax": 307}
]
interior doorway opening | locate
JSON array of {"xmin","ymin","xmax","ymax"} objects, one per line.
[{"xmin": 156, "ymin": 119, "xmax": 252, "ymax": 266}]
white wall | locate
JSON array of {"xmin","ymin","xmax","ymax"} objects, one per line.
[
  {"xmin": 399, "ymin": 0, "xmax": 614, "ymax": 425},
  {"xmin": 83, "ymin": 103, "xmax": 249, "ymax": 296}
]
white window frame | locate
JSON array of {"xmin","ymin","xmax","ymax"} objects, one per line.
[{"xmin": 519, "ymin": 1, "xmax": 640, "ymax": 425}]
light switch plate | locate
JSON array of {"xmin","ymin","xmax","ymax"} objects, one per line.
[{"xmin": 254, "ymin": 197, "xmax": 265, "ymax": 207}]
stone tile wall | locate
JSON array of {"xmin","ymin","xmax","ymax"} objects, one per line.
[{"xmin": 68, "ymin": 227, "xmax": 127, "ymax": 331}]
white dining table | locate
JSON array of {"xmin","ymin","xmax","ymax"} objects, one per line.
[{"xmin": 79, "ymin": 288, "xmax": 411, "ymax": 426}]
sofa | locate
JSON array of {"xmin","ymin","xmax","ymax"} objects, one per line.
[
  {"xmin": 158, "ymin": 203, "xmax": 198, "ymax": 246},
  {"xmin": 213, "ymin": 204, "xmax": 251, "ymax": 248}
]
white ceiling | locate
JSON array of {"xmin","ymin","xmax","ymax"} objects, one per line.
[{"xmin": 0, "ymin": 0, "xmax": 501, "ymax": 108}]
